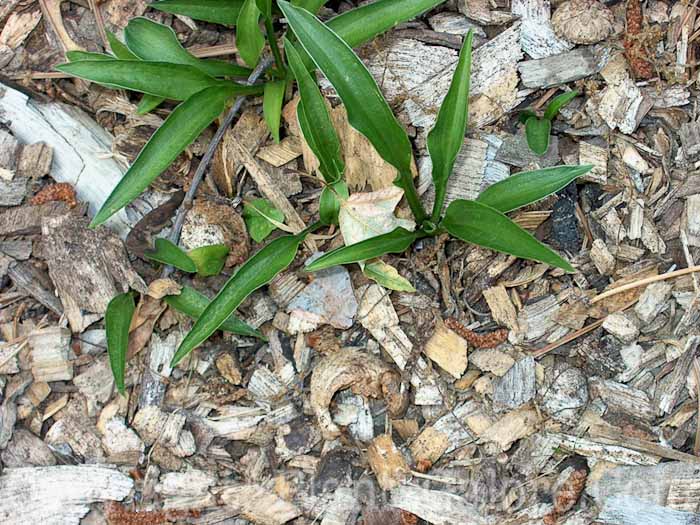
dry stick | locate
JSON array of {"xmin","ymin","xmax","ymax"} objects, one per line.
[
  {"xmin": 590, "ymin": 264, "xmax": 700, "ymax": 304},
  {"xmin": 87, "ymin": 0, "xmax": 109, "ymax": 50}
]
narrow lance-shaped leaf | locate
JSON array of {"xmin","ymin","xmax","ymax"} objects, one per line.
[
  {"xmin": 105, "ymin": 292, "xmax": 135, "ymax": 395},
  {"xmin": 66, "ymin": 50, "xmax": 112, "ymax": 61},
  {"xmin": 256, "ymin": 0, "xmax": 272, "ymax": 19},
  {"xmin": 125, "ymin": 17, "xmax": 251, "ymax": 78},
  {"xmin": 91, "ymin": 85, "xmax": 236, "ymax": 227},
  {"xmin": 164, "ymin": 286, "xmax": 264, "ymax": 339},
  {"xmin": 106, "ymin": 31, "xmax": 166, "ymax": 113},
  {"xmin": 150, "ymin": 0, "xmax": 244, "ymax": 26},
  {"xmin": 144, "ymin": 237, "xmax": 197, "ymax": 272},
  {"xmin": 544, "ymin": 90, "xmax": 578, "ymax": 121},
  {"xmin": 442, "ymin": 199, "xmax": 574, "ymax": 271},
  {"xmin": 263, "ymin": 80, "xmax": 286, "ymax": 143},
  {"xmin": 285, "ymin": 38, "xmax": 344, "ymax": 183},
  {"xmin": 280, "ymin": 1, "xmax": 425, "ymax": 220},
  {"xmin": 306, "ymin": 227, "xmax": 420, "ymax": 272},
  {"xmin": 327, "ymin": 0, "xmax": 445, "ymax": 48},
  {"xmin": 524, "ymin": 117, "xmax": 551, "ymax": 156},
  {"xmin": 428, "ymin": 30, "xmax": 472, "ymax": 221},
  {"xmin": 174, "ymin": 232, "xmax": 307, "ymax": 365},
  {"xmin": 363, "ymin": 260, "xmax": 416, "ymax": 292},
  {"xmin": 56, "ymin": 60, "xmax": 235, "ymax": 100},
  {"xmin": 477, "ymin": 164, "xmax": 593, "ymax": 213},
  {"xmin": 188, "ymin": 244, "xmax": 229, "ymax": 277},
  {"xmin": 237, "ymin": 0, "xmax": 265, "ymax": 67}
]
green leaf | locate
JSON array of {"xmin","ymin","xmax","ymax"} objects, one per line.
[
  {"xmin": 164, "ymin": 286, "xmax": 264, "ymax": 338},
  {"xmin": 524, "ymin": 117, "xmax": 551, "ymax": 156},
  {"xmin": 145, "ymin": 237, "xmax": 197, "ymax": 272},
  {"xmin": 66, "ymin": 50, "xmax": 113, "ymax": 61},
  {"xmin": 55, "ymin": 60, "xmax": 232, "ymax": 99},
  {"xmin": 428, "ymin": 31, "xmax": 472, "ymax": 221},
  {"xmin": 263, "ymin": 79, "xmax": 286, "ymax": 143},
  {"xmin": 306, "ymin": 227, "xmax": 419, "ymax": 271},
  {"xmin": 91, "ymin": 85, "xmax": 235, "ymax": 227},
  {"xmin": 442, "ymin": 199, "xmax": 573, "ymax": 271},
  {"xmin": 327, "ymin": 0, "xmax": 444, "ymax": 48},
  {"xmin": 544, "ymin": 90, "xmax": 578, "ymax": 121},
  {"xmin": 174, "ymin": 232, "xmax": 306, "ymax": 365},
  {"xmin": 105, "ymin": 292, "xmax": 135, "ymax": 395},
  {"xmin": 243, "ymin": 198, "xmax": 285, "ymax": 242},
  {"xmin": 136, "ymin": 94, "xmax": 165, "ymax": 114},
  {"xmin": 477, "ymin": 164, "xmax": 593, "ymax": 213},
  {"xmin": 363, "ymin": 259, "xmax": 415, "ymax": 292},
  {"xmin": 237, "ymin": 0, "xmax": 265, "ymax": 67},
  {"xmin": 285, "ymin": 38, "xmax": 344, "ymax": 183},
  {"xmin": 106, "ymin": 31, "xmax": 138, "ymax": 60},
  {"xmin": 518, "ymin": 109, "xmax": 537, "ymax": 124},
  {"xmin": 319, "ymin": 181, "xmax": 348, "ymax": 225},
  {"xmin": 125, "ymin": 17, "xmax": 250, "ymax": 78},
  {"xmin": 280, "ymin": 1, "xmax": 413, "ymax": 179},
  {"xmin": 188, "ymin": 244, "xmax": 230, "ymax": 276},
  {"xmin": 292, "ymin": 0, "xmax": 328, "ymax": 13},
  {"xmin": 256, "ymin": 0, "xmax": 272, "ymax": 19},
  {"xmin": 150, "ymin": 0, "xmax": 244, "ymax": 26}
]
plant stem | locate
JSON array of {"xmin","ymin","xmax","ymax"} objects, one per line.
[
  {"xmin": 265, "ymin": 17, "xmax": 286, "ymax": 75},
  {"xmin": 399, "ymin": 169, "xmax": 427, "ymax": 224}
]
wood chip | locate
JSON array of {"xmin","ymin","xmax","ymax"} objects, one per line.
[{"xmin": 367, "ymin": 434, "xmax": 410, "ymax": 490}]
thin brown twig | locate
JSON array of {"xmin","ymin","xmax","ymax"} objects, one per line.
[
  {"xmin": 88, "ymin": 0, "xmax": 109, "ymax": 50},
  {"xmin": 590, "ymin": 265, "xmax": 700, "ymax": 304}
]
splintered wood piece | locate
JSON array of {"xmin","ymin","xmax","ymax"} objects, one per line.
[
  {"xmin": 589, "ymin": 378, "xmax": 657, "ymax": 421},
  {"xmin": 409, "ymin": 426, "xmax": 450, "ymax": 470},
  {"xmin": 480, "ymin": 405, "xmax": 541, "ymax": 451},
  {"xmin": 1, "ymin": 428, "xmax": 56, "ymax": 467},
  {"xmin": 390, "ymin": 485, "xmax": 489, "ymax": 525},
  {"xmin": 667, "ymin": 478, "xmax": 700, "ymax": 512},
  {"xmin": 511, "ymin": 0, "xmax": 573, "ymax": 59},
  {"xmin": 320, "ymin": 487, "xmax": 358, "ymax": 525},
  {"xmin": 28, "ymin": 326, "xmax": 73, "ymax": 382},
  {"xmin": 482, "ymin": 285, "xmax": 519, "ymax": 331},
  {"xmin": 554, "ymin": 432, "xmax": 660, "ymax": 465},
  {"xmin": 492, "ymin": 356, "xmax": 536, "ymax": 408},
  {"xmin": 656, "ymin": 336, "xmax": 700, "ymax": 414},
  {"xmin": 597, "ymin": 54, "xmax": 653, "ymax": 134},
  {"xmin": 424, "ymin": 321, "xmax": 468, "ymax": 379},
  {"xmin": 634, "ymin": 281, "xmax": 672, "ymax": 325},
  {"xmin": 42, "ymin": 215, "xmax": 146, "ymax": 332},
  {"xmin": 132, "ymin": 405, "xmax": 186, "ymax": 447},
  {"xmin": 367, "ymin": 434, "xmax": 410, "ymax": 490},
  {"xmin": 591, "ymin": 238, "xmax": 616, "ymax": 275},
  {"xmin": 518, "ymin": 46, "xmax": 603, "ymax": 88},
  {"xmin": 685, "ymin": 195, "xmax": 700, "ymax": 247},
  {"xmin": 0, "ymin": 465, "xmax": 133, "ymax": 524},
  {"xmin": 256, "ymin": 136, "xmax": 302, "ymax": 167},
  {"xmin": 220, "ymin": 484, "xmax": 301, "ymax": 525},
  {"xmin": 38, "ymin": 0, "xmax": 83, "ymax": 51}
]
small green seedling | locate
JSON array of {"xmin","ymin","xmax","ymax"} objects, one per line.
[{"xmin": 520, "ymin": 90, "xmax": 579, "ymax": 156}]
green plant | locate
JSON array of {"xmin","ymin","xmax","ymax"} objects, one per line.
[
  {"xmin": 66, "ymin": 2, "xmax": 592, "ymax": 387},
  {"xmin": 520, "ymin": 90, "xmax": 579, "ymax": 156}
]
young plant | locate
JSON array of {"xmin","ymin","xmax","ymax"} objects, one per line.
[
  {"xmin": 56, "ymin": 0, "xmax": 445, "ymax": 228},
  {"xmin": 520, "ymin": 90, "xmax": 579, "ymax": 156},
  {"xmin": 172, "ymin": 3, "xmax": 592, "ymax": 365}
]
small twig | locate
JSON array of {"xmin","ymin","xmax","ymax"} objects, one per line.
[
  {"xmin": 590, "ymin": 265, "xmax": 700, "ymax": 304},
  {"xmin": 163, "ymin": 56, "xmax": 273, "ymax": 277},
  {"xmin": 88, "ymin": 0, "xmax": 109, "ymax": 50}
]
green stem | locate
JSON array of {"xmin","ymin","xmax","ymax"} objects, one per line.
[
  {"xmin": 431, "ymin": 185, "xmax": 446, "ymax": 224},
  {"xmin": 399, "ymin": 169, "xmax": 427, "ymax": 224},
  {"xmin": 265, "ymin": 17, "xmax": 286, "ymax": 75}
]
